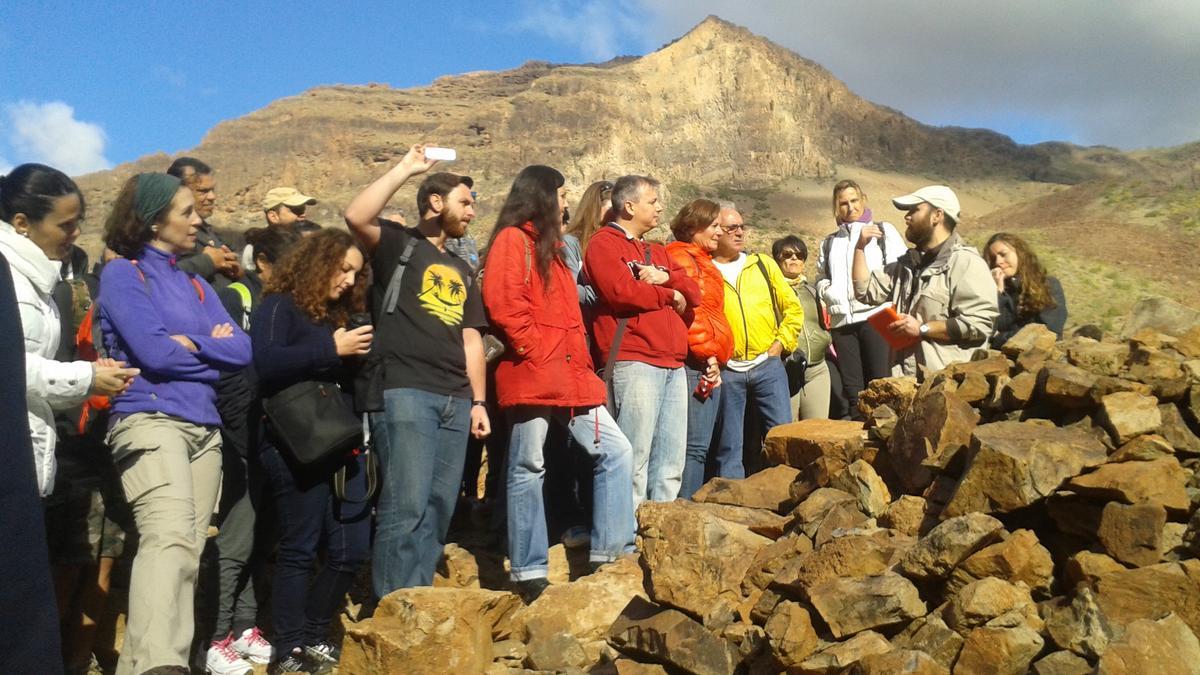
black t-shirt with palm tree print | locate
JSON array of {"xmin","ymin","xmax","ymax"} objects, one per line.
[{"xmin": 370, "ymin": 219, "xmax": 486, "ymax": 398}]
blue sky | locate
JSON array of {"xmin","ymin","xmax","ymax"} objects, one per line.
[{"xmin": 2, "ymin": 1, "xmax": 1197, "ymax": 176}]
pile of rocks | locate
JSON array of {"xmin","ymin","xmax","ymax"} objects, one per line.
[{"xmin": 342, "ymin": 321, "xmax": 1200, "ymax": 674}]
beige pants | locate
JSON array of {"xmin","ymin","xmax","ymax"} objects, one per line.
[
  {"xmin": 107, "ymin": 413, "xmax": 222, "ymax": 675},
  {"xmin": 791, "ymin": 358, "xmax": 831, "ymax": 421}
]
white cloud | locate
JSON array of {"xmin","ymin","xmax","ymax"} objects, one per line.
[
  {"xmin": 5, "ymin": 101, "xmax": 111, "ymax": 175},
  {"xmin": 518, "ymin": 0, "xmax": 1200, "ymax": 149},
  {"xmin": 514, "ymin": 0, "xmax": 651, "ymax": 62}
]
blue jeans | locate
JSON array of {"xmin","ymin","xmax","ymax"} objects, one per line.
[
  {"xmin": 258, "ymin": 441, "xmax": 371, "ymax": 654},
  {"xmin": 714, "ymin": 357, "xmax": 792, "ymax": 479},
  {"xmin": 370, "ymin": 388, "xmax": 470, "ymax": 598},
  {"xmin": 609, "ymin": 361, "xmax": 688, "ymax": 504},
  {"xmin": 679, "ymin": 364, "xmax": 725, "ymax": 499},
  {"xmin": 506, "ymin": 405, "xmax": 635, "ymax": 581}
]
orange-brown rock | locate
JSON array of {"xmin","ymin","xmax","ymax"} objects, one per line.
[
  {"xmin": 1066, "ymin": 339, "xmax": 1129, "ymax": 378},
  {"xmin": 1098, "ymin": 391, "xmax": 1162, "ymax": 445},
  {"xmin": 890, "ymin": 390, "xmax": 979, "ymax": 492},
  {"xmin": 692, "ymin": 464, "xmax": 800, "ymax": 513},
  {"xmin": 829, "ymin": 459, "xmax": 892, "ymax": 518},
  {"xmin": 1066, "ymin": 456, "xmax": 1191, "ymax": 515},
  {"xmin": 807, "ymin": 572, "xmax": 926, "ymax": 638},
  {"xmin": 953, "ymin": 622, "xmax": 1044, "ymax": 675},
  {"xmin": 942, "ymin": 421, "xmax": 1107, "ymax": 518},
  {"xmin": 1096, "ymin": 613, "xmax": 1200, "ymax": 675},
  {"xmin": 891, "ymin": 614, "xmax": 964, "ymax": 671},
  {"xmin": 1097, "ymin": 502, "xmax": 1167, "ymax": 567},
  {"xmin": 764, "ymin": 600, "xmax": 819, "ymax": 669},
  {"xmin": 1000, "ymin": 323, "xmax": 1058, "ymax": 359},
  {"xmin": 948, "ymin": 529, "xmax": 1054, "ymax": 597},
  {"xmin": 608, "ymin": 597, "xmax": 737, "ymax": 675},
  {"xmin": 1063, "ymin": 551, "xmax": 1126, "ymax": 587},
  {"xmin": 848, "ymin": 649, "xmax": 949, "ymax": 675},
  {"xmin": 796, "ymin": 631, "xmax": 892, "ymax": 674},
  {"xmin": 1109, "ymin": 433, "xmax": 1175, "ymax": 462},
  {"xmin": 512, "ymin": 555, "xmax": 646, "ymax": 645},
  {"xmin": 857, "ymin": 376, "xmax": 919, "ymax": 418},
  {"xmin": 1001, "ymin": 371, "xmax": 1038, "ymax": 410},
  {"xmin": 899, "ymin": 513, "xmax": 1005, "ymax": 582},
  {"xmin": 879, "ymin": 495, "xmax": 935, "ymax": 537},
  {"xmin": 771, "ymin": 531, "xmax": 912, "ymax": 598},
  {"xmin": 764, "ymin": 419, "xmax": 865, "ymax": 471},
  {"xmin": 1039, "ymin": 362, "xmax": 1100, "ymax": 408},
  {"xmin": 1093, "ymin": 560, "xmax": 1200, "ymax": 634},
  {"xmin": 1041, "ymin": 587, "xmax": 1114, "ymax": 660},
  {"xmin": 1031, "ymin": 650, "xmax": 1093, "ymax": 675},
  {"xmin": 942, "ymin": 577, "xmax": 1041, "ymax": 636}
]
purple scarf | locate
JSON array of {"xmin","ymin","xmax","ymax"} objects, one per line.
[{"xmin": 839, "ymin": 207, "xmax": 873, "ymax": 226}]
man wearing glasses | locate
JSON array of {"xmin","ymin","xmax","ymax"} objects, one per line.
[{"xmin": 710, "ymin": 202, "xmax": 804, "ymax": 480}]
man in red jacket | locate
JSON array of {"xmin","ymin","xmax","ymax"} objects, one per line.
[{"xmin": 584, "ymin": 175, "xmax": 700, "ymax": 504}]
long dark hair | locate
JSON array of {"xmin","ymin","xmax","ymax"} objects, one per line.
[
  {"xmin": 985, "ymin": 232, "xmax": 1056, "ymax": 318},
  {"xmin": 485, "ymin": 165, "xmax": 565, "ymax": 284},
  {"xmin": 0, "ymin": 163, "xmax": 84, "ymax": 224}
]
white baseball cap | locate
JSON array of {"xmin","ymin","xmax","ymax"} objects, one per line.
[{"xmin": 892, "ymin": 185, "xmax": 961, "ymax": 223}]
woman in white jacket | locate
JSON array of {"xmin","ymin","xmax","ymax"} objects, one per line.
[
  {"xmin": 0, "ymin": 163, "xmax": 137, "ymax": 496},
  {"xmin": 815, "ymin": 180, "xmax": 907, "ymax": 419}
]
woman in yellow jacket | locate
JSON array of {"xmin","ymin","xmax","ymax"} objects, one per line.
[{"xmin": 709, "ymin": 204, "xmax": 804, "ymax": 479}]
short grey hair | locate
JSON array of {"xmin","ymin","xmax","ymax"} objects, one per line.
[
  {"xmin": 717, "ymin": 200, "xmax": 738, "ymax": 212},
  {"xmin": 611, "ymin": 175, "xmax": 661, "ymax": 217}
]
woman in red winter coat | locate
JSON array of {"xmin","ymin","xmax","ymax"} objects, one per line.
[
  {"xmin": 481, "ymin": 165, "xmax": 635, "ymax": 603},
  {"xmin": 665, "ymin": 199, "xmax": 735, "ymax": 498}
]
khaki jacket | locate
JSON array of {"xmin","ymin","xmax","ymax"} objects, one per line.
[{"xmin": 854, "ymin": 232, "xmax": 998, "ymax": 378}]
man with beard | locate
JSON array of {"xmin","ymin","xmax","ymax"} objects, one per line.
[
  {"xmin": 852, "ymin": 185, "xmax": 997, "ymax": 378},
  {"xmin": 345, "ymin": 145, "xmax": 491, "ymax": 599},
  {"xmin": 167, "ymin": 157, "xmax": 241, "ymax": 287}
]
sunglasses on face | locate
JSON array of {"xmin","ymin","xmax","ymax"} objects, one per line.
[
  {"xmin": 721, "ymin": 223, "xmax": 747, "ymax": 233},
  {"xmin": 777, "ymin": 250, "xmax": 804, "ymax": 261},
  {"xmin": 286, "ymin": 204, "xmax": 307, "ymax": 217}
]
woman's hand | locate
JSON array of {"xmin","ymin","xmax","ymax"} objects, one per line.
[
  {"xmin": 334, "ymin": 325, "xmax": 374, "ymax": 356},
  {"xmin": 991, "ymin": 267, "xmax": 1006, "ymax": 293},
  {"xmin": 211, "ymin": 323, "xmax": 234, "ymax": 338},
  {"xmin": 90, "ymin": 362, "xmax": 140, "ymax": 396},
  {"xmin": 703, "ymin": 357, "xmax": 723, "ymax": 388},
  {"xmin": 170, "ymin": 335, "xmax": 198, "ymax": 352}
]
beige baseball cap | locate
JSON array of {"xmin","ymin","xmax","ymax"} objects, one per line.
[
  {"xmin": 262, "ymin": 187, "xmax": 317, "ymax": 211},
  {"xmin": 892, "ymin": 185, "xmax": 961, "ymax": 222}
]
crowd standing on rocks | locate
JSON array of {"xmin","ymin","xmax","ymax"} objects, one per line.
[{"xmin": 6, "ymin": 143, "xmax": 1196, "ymax": 675}]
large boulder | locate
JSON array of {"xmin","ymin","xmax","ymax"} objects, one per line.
[
  {"xmin": 898, "ymin": 513, "xmax": 1006, "ymax": 582},
  {"xmin": 1098, "ymin": 391, "xmax": 1162, "ymax": 445},
  {"xmin": 1093, "ymin": 559, "xmax": 1200, "ymax": 635},
  {"xmin": 948, "ymin": 529, "xmax": 1054, "ymax": 597},
  {"xmin": 1066, "ymin": 340, "xmax": 1130, "ymax": 378},
  {"xmin": 889, "ymin": 390, "xmax": 979, "ymax": 492},
  {"xmin": 342, "ymin": 587, "xmax": 522, "ymax": 675},
  {"xmin": 512, "ymin": 554, "xmax": 646, "ymax": 645},
  {"xmin": 1096, "ymin": 613, "xmax": 1200, "ymax": 675},
  {"xmin": 806, "ymin": 572, "xmax": 927, "ymax": 638},
  {"xmin": 692, "ymin": 464, "xmax": 800, "ymax": 512},
  {"xmin": 1119, "ymin": 296, "xmax": 1200, "ymax": 340},
  {"xmin": 942, "ymin": 577, "xmax": 1041, "ymax": 636},
  {"xmin": 942, "ymin": 421, "xmax": 1108, "ymax": 518},
  {"xmin": 771, "ymin": 531, "xmax": 912, "ymax": 598},
  {"xmin": 607, "ymin": 597, "xmax": 737, "ymax": 675},
  {"xmin": 953, "ymin": 622, "xmax": 1044, "ymax": 675},
  {"xmin": 637, "ymin": 499, "xmax": 773, "ymax": 627},
  {"xmin": 1066, "ymin": 456, "xmax": 1191, "ymax": 515},
  {"xmin": 1096, "ymin": 502, "xmax": 1167, "ymax": 567},
  {"xmin": 764, "ymin": 419, "xmax": 865, "ymax": 471}
]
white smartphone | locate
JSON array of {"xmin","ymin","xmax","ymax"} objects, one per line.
[{"xmin": 425, "ymin": 146, "xmax": 457, "ymax": 162}]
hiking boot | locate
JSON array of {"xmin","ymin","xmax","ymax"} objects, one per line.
[
  {"xmin": 302, "ymin": 640, "xmax": 341, "ymax": 666},
  {"xmin": 514, "ymin": 577, "xmax": 551, "ymax": 604},
  {"xmin": 560, "ymin": 525, "xmax": 591, "ymax": 549},
  {"xmin": 206, "ymin": 635, "xmax": 254, "ymax": 675},
  {"xmin": 232, "ymin": 626, "xmax": 274, "ymax": 664},
  {"xmin": 267, "ymin": 648, "xmax": 332, "ymax": 675}
]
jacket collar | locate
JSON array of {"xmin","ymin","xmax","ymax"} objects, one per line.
[
  {"xmin": 0, "ymin": 220, "xmax": 61, "ymax": 296},
  {"xmin": 906, "ymin": 231, "xmax": 961, "ymax": 273}
]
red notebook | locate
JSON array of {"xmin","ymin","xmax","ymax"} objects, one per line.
[{"xmin": 867, "ymin": 303, "xmax": 919, "ymax": 351}]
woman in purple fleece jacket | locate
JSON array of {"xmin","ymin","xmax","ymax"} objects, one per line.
[{"xmin": 99, "ymin": 173, "xmax": 250, "ymax": 675}]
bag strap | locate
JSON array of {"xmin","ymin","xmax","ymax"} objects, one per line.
[
  {"xmin": 755, "ymin": 256, "xmax": 783, "ymax": 328},
  {"xmin": 602, "ymin": 241, "xmax": 655, "ymax": 409},
  {"xmin": 383, "ymin": 235, "xmax": 419, "ymax": 314},
  {"xmin": 227, "ymin": 281, "xmax": 252, "ymax": 330}
]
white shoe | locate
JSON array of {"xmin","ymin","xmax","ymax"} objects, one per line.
[
  {"xmin": 231, "ymin": 626, "xmax": 274, "ymax": 665},
  {"xmin": 206, "ymin": 635, "xmax": 254, "ymax": 675}
]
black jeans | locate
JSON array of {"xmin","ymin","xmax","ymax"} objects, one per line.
[
  {"xmin": 831, "ymin": 321, "xmax": 892, "ymax": 420},
  {"xmin": 259, "ymin": 440, "xmax": 371, "ymax": 654}
]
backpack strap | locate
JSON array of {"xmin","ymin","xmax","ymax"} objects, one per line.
[
  {"xmin": 754, "ymin": 255, "xmax": 783, "ymax": 328},
  {"xmin": 227, "ymin": 281, "xmax": 252, "ymax": 330},
  {"xmin": 383, "ymin": 236, "xmax": 420, "ymax": 314}
]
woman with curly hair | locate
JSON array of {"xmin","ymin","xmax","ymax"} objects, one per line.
[
  {"xmin": 99, "ymin": 172, "xmax": 251, "ymax": 675},
  {"xmin": 985, "ymin": 232, "xmax": 1067, "ymax": 348},
  {"xmin": 250, "ymin": 228, "xmax": 374, "ymax": 674}
]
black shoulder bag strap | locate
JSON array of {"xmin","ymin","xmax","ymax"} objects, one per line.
[
  {"xmin": 602, "ymin": 240, "xmax": 654, "ymax": 405},
  {"xmin": 755, "ymin": 255, "xmax": 783, "ymax": 327},
  {"xmin": 382, "ymin": 236, "xmax": 420, "ymax": 314}
]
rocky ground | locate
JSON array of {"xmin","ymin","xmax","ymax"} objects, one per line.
[{"xmin": 341, "ymin": 303, "xmax": 1200, "ymax": 674}]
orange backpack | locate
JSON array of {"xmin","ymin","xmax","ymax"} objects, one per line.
[{"xmin": 75, "ymin": 261, "xmax": 204, "ymax": 433}]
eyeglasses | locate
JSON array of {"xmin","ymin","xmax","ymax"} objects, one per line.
[
  {"xmin": 777, "ymin": 250, "xmax": 804, "ymax": 261},
  {"xmin": 599, "ymin": 182, "xmax": 613, "ymax": 196},
  {"xmin": 720, "ymin": 223, "xmax": 748, "ymax": 233},
  {"xmin": 286, "ymin": 204, "xmax": 307, "ymax": 216}
]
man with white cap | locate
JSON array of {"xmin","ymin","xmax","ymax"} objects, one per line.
[
  {"xmin": 852, "ymin": 185, "xmax": 997, "ymax": 378},
  {"xmin": 240, "ymin": 187, "xmax": 319, "ymax": 271}
]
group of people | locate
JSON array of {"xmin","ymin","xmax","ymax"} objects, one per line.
[{"xmin": 0, "ymin": 145, "xmax": 1069, "ymax": 675}]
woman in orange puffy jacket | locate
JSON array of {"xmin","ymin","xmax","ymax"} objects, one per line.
[
  {"xmin": 481, "ymin": 165, "xmax": 635, "ymax": 603},
  {"xmin": 665, "ymin": 199, "xmax": 734, "ymax": 498}
]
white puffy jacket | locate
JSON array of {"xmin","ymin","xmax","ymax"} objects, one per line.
[
  {"xmin": 816, "ymin": 220, "xmax": 907, "ymax": 328},
  {"xmin": 0, "ymin": 221, "xmax": 94, "ymax": 496}
]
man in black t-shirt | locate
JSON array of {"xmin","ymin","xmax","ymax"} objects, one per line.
[{"xmin": 345, "ymin": 144, "xmax": 491, "ymax": 598}]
